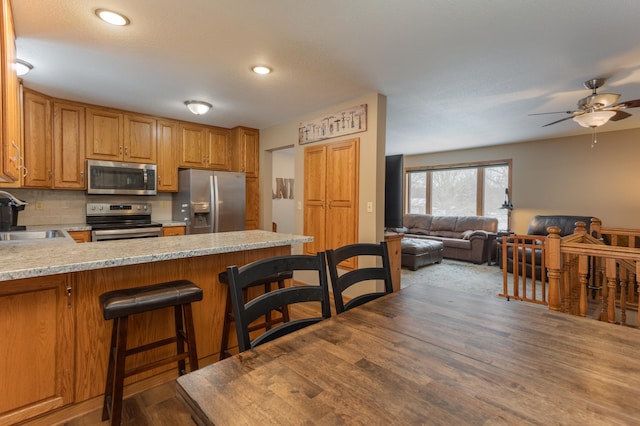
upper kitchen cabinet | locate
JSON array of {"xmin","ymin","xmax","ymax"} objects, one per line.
[
  {"xmin": 53, "ymin": 101, "xmax": 86, "ymax": 189},
  {"xmin": 230, "ymin": 126, "xmax": 259, "ymax": 178},
  {"xmin": 0, "ymin": 0, "xmax": 21, "ymax": 182},
  {"xmin": 178, "ymin": 123, "xmax": 230, "ymax": 170},
  {"xmin": 23, "ymin": 90, "xmax": 52, "ymax": 187},
  {"xmin": 86, "ymin": 107, "xmax": 156, "ymax": 164},
  {"xmin": 156, "ymin": 119, "xmax": 179, "ymax": 191}
]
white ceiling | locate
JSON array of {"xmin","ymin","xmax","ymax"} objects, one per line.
[{"xmin": 12, "ymin": 0, "xmax": 640, "ymax": 156}]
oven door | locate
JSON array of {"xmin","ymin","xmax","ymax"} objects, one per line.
[{"xmin": 91, "ymin": 227, "xmax": 162, "ymax": 242}]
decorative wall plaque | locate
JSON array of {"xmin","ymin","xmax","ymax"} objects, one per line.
[{"xmin": 298, "ymin": 104, "xmax": 367, "ymax": 144}]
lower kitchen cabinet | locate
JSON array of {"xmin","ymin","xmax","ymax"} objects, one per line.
[
  {"xmin": 68, "ymin": 230, "xmax": 91, "ymax": 242},
  {"xmin": 162, "ymin": 225, "xmax": 185, "ymax": 236},
  {"xmin": 0, "ymin": 274, "xmax": 74, "ymax": 425}
]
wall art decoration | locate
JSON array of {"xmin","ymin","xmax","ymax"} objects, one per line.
[
  {"xmin": 273, "ymin": 178, "xmax": 295, "ymax": 199},
  {"xmin": 298, "ymin": 104, "xmax": 367, "ymax": 144}
]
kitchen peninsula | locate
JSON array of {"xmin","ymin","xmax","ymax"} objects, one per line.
[{"xmin": 0, "ymin": 230, "xmax": 311, "ymax": 425}]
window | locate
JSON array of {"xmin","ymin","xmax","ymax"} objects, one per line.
[{"xmin": 406, "ymin": 161, "xmax": 511, "ymax": 231}]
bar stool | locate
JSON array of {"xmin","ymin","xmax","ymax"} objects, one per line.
[
  {"xmin": 99, "ymin": 280, "xmax": 203, "ymax": 426},
  {"xmin": 218, "ymin": 270, "xmax": 292, "ymax": 359}
]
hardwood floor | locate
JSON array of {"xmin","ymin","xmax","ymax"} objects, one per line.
[{"xmin": 65, "ymin": 381, "xmax": 195, "ymax": 426}]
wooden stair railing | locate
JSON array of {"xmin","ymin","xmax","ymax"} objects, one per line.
[
  {"xmin": 500, "ymin": 234, "xmax": 547, "ymax": 305},
  {"xmin": 547, "ymin": 225, "xmax": 640, "ymax": 326}
]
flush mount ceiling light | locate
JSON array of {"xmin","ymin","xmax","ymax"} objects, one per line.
[
  {"xmin": 15, "ymin": 59, "xmax": 33, "ymax": 76},
  {"xmin": 252, "ymin": 65, "xmax": 272, "ymax": 75},
  {"xmin": 95, "ymin": 9, "xmax": 130, "ymax": 26},
  {"xmin": 184, "ymin": 100, "xmax": 212, "ymax": 115},
  {"xmin": 572, "ymin": 110, "xmax": 616, "ymax": 128}
]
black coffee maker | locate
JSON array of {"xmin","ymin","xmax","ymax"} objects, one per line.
[{"xmin": 0, "ymin": 191, "xmax": 28, "ymax": 231}]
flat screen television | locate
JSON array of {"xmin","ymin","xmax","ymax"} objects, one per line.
[{"xmin": 384, "ymin": 154, "xmax": 404, "ymax": 229}]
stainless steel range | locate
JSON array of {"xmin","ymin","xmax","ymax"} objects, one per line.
[{"xmin": 86, "ymin": 202, "xmax": 162, "ymax": 242}]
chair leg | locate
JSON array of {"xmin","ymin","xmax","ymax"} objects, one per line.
[
  {"xmin": 182, "ymin": 303, "xmax": 199, "ymax": 372},
  {"xmin": 219, "ymin": 291, "xmax": 233, "ymax": 360},
  {"xmin": 102, "ymin": 317, "xmax": 119, "ymax": 421},
  {"xmin": 103, "ymin": 316, "xmax": 128, "ymax": 426},
  {"xmin": 174, "ymin": 305, "xmax": 186, "ymax": 375},
  {"xmin": 278, "ymin": 278, "xmax": 290, "ymax": 322}
]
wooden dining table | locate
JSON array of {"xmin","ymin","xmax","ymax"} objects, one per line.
[{"xmin": 176, "ymin": 283, "xmax": 640, "ymax": 425}]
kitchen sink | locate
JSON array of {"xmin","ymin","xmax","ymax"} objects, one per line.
[{"xmin": 0, "ymin": 229, "xmax": 72, "ymax": 241}]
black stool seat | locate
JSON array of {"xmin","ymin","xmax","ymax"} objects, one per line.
[
  {"xmin": 101, "ymin": 280, "xmax": 203, "ymax": 320},
  {"xmin": 99, "ymin": 279, "xmax": 202, "ymax": 426},
  {"xmin": 218, "ymin": 270, "xmax": 292, "ymax": 359}
]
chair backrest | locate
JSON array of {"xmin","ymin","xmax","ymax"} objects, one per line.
[
  {"xmin": 226, "ymin": 252, "xmax": 331, "ymax": 353},
  {"xmin": 326, "ymin": 242, "xmax": 393, "ymax": 314}
]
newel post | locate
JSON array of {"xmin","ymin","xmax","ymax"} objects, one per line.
[
  {"xmin": 590, "ymin": 217, "xmax": 602, "ymax": 238},
  {"xmin": 546, "ymin": 226, "xmax": 562, "ymax": 311}
]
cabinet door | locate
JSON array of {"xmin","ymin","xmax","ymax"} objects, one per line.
[
  {"xmin": 303, "ymin": 145, "xmax": 327, "ymax": 255},
  {"xmin": 86, "ymin": 107, "xmax": 123, "ymax": 161},
  {"xmin": 231, "ymin": 126, "xmax": 259, "ymax": 177},
  {"xmin": 67, "ymin": 230, "xmax": 91, "ymax": 242},
  {"xmin": 0, "ymin": 275, "xmax": 74, "ymax": 425},
  {"xmin": 124, "ymin": 113, "xmax": 156, "ymax": 163},
  {"xmin": 23, "ymin": 90, "xmax": 52, "ymax": 188},
  {"xmin": 179, "ymin": 123, "xmax": 206, "ymax": 168},
  {"xmin": 245, "ymin": 177, "xmax": 259, "ymax": 230},
  {"xmin": 206, "ymin": 127, "xmax": 230, "ymax": 170},
  {"xmin": 53, "ymin": 101, "xmax": 86, "ymax": 189},
  {"xmin": 157, "ymin": 119, "xmax": 178, "ymax": 191},
  {"xmin": 0, "ymin": 0, "xmax": 20, "ymax": 181},
  {"xmin": 325, "ymin": 139, "xmax": 359, "ymax": 255},
  {"xmin": 162, "ymin": 225, "xmax": 185, "ymax": 236}
]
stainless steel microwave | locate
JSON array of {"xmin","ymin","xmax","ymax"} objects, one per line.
[{"xmin": 87, "ymin": 160, "xmax": 157, "ymax": 195}]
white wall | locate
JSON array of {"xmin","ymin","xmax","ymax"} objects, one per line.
[
  {"xmin": 259, "ymin": 92, "xmax": 387, "ymax": 252},
  {"xmin": 404, "ymin": 127, "xmax": 640, "ymax": 233}
]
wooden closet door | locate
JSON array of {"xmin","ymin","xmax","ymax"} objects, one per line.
[
  {"xmin": 303, "ymin": 145, "xmax": 327, "ymax": 256},
  {"xmin": 325, "ymin": 138, "xmax": 359, "ymax": 255}
]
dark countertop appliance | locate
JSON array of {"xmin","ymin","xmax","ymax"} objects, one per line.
[
  {"xmin": 86, "ymin": 201, "xmax": 162, "ymax": 241},
  {"xmin": 0, "ymin": 190, "xmax": 28, "ymax": 231}
]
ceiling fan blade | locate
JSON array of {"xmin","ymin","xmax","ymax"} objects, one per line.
[
  {"xmin": 542, "ymin": 116, "xmax": 574, "ymax": 127},
  {"xmin": 616, "ymin": 99, "xmax": 640, "ymax": 109},
  {"xmin": 610, "ymin": 110, "xmax": 632, "ymax": 121},
  {"xmin": 529, "ymin": 111, "xmax": 574, "ymax": 116}
]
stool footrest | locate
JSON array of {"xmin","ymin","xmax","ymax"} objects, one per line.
[{"xmin": 125, "ymin": 352, "xmax": 191, "ymax": 378}]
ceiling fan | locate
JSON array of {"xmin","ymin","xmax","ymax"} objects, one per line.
[{"xmin": 531, "ymin": 78, "xmax": 640, "ymax": 128}]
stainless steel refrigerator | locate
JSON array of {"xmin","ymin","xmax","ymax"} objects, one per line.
[{"xmin": 172, "ymin": 169, "xmax": 246, "ymax": 234}]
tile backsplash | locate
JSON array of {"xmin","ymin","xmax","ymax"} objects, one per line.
[{"xmin": 6, "ymin": 189, "xmax": 173, "ymax": 226}]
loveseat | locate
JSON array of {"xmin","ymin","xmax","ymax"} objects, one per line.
[
  {"xmin": 501, "ymin": 215, "xmax": 597, "ymax": 277},
  {"xmin": 398, "ymin": 214, "xmax": 498, "ymax": 264}
]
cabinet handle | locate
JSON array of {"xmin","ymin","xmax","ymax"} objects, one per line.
[
  {"xmin": 125, "ymin": 147, "xmax": 128, "ymax": 156},
  {"xmin": 119, "ymin": 146, "xmax": 123, "ymax": 155},
  {"xmin": 66, "ymin": 285, "xmax": 72, "ymax": 309}
]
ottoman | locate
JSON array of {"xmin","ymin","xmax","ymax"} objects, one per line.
[{"xmin": 401, "ymin": 238, "xmax": 444, "ymax": 271}]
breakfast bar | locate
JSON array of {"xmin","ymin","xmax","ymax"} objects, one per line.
[{"xmin": 0, "ymin": 230, "xmax": 310, "ymax": 425}]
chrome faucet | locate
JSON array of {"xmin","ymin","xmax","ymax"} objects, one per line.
[{"xmin": 0, "ymin": 190, "xmax": 28, "ymax": 207}]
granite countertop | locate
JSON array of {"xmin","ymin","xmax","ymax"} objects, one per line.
[
  {"xmin": 0, "ymin": 230, "xmax": 311, "ymax": 282},
  {"xmin": 23, "ymin": 221, "xmax": 186, "ymax": 232}
]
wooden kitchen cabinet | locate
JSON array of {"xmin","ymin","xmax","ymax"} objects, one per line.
[
  {"xmin": 157, "ymin": 119, "xmax": 179, "ymax": 191},
  {"xmin": 68, "ymin": 230, "xmax": 91, "ymax": 242},
  {"xmin": 86, "ymin": 108, "xmax": 156, "ymax": 164},
  {"xmin": 231, "ymin": 126, "xmax": 259, "ymax": 177},
  {"xmin": 53, "ymin": 101, "xmax": 86, "ymax": 189},
  {"xmin": 23, "ymin": 90, "xmax": 52, "ymax": 187},
  {"xmin": 162, "ymin": 225, "xmax": 185, "ymax": 236},
  {"xmin": 0, "ymin": 0, "xmax": 21, "ymax": 182},
  {"xmin": 0, "ymin": 274, "xmax": 75, "ymax": 425},
  {"xmin": 178, "ymin": 122, "xmax": 230, "ymax": 170},
  {"xmin": 245, "ymin": 177, "xmax": 259, "ymax": 230}
]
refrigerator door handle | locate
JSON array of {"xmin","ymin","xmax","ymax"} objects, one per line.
[{"xmin": 211, "ymin": 174, "xmax": 219, "ymax": 232}]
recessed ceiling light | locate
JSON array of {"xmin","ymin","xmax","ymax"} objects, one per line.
[
  {"xmin": 95, "ymin": 9, "xmax": 130, "ymax": 26},
  {"xmin": 15, "ymin": 59, "xmax": 33, "ymax": 76},
  {"xmin": 252, "ymin": 66, "xmax": 272, "ymax": 75},
  {"xmin": 184, "ymin": 100, "xmax": 213, "ymax": 115}
]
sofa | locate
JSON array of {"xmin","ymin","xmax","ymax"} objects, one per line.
[
  {"xmin": 398, "ymin": 214, "xmax": 498, "ymax": 264},
  {"xmin": 502, "ymin": 215, "xmax": 597, "ymax": 277}
]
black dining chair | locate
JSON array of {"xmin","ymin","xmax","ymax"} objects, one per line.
[
  {"xmin": 326, "ymin": 242, "xmax": 394, "ymax": 314},
  {"xmin": 226, "ymin": 252, "xmax": 332, "ymax": 353}
]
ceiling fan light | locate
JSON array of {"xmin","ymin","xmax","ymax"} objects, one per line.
[
  {"xmin": 184, "ymin": 100, "xmax": 212, "ymax": 115},
  {"xmin": 573, "ymin": 110, "xmax": 616, "ymax": 128}
]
